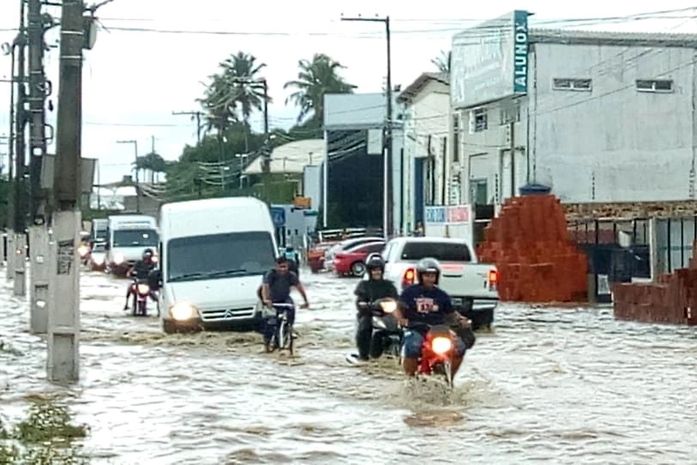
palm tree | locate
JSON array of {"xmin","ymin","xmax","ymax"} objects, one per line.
[
  {"xmin": 284, "ymin": 54, "xmax": 356, "ymax": 126},
  {"xmin": 220, "ymin": 52, "xmax": 268, "ymax": 125},
  {"xmin": 199, "ymin": 73, "xmax": 238, "ymax": 136},
  {"xmin": 432, "ymin": 50, "xmax": 451, "ymax": 74}
]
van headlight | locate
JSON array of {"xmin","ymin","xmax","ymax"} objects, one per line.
[
  {"xmin": 170, "ymin": 302, "xmax": 199, "ymax": 321},
  {"xmin": 113, "ymin": 252, "xmax": 125, "ymax": 265},
  {"xmin": 92, "ymin": 255, "xmax": 105, "ymax": 266}
]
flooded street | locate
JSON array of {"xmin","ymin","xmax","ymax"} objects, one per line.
[{"xmin": 1, "ymin": 266, "xmax": 697, "ymax": 464}]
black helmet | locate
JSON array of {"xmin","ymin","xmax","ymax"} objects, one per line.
[
  {"xmin": 416, "ymin": 257, "xmax": 440, "ymax": 284},
  {"xmin": 365, "ymin": 253, "xmax": 385, "ymax": 274},
  {"xmin": 143, "ymin": 248, "xmax": 154, "ymax": 260}
]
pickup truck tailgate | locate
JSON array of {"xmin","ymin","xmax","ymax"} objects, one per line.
[{"xmin": 439, "ymin": 262, "xmax": 498, "ymax": 300}]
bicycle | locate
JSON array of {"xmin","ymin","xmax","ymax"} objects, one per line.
[{"xmin": 265, "ymin": 302, "xmax": 295, "ymax": 355}]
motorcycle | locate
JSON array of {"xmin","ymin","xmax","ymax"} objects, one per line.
[
  {"xmin": 360, "ymin": 297, "xmax": 402, "ymax": 360},
  {"xmin": 130, "ymin": 279, "xmax": 151, "ymax": 317},
  {"xmin": 409, "ymin": 322, "xmax": 457, "ymax": 388}
]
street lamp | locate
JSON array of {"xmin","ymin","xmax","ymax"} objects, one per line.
[
  {"xmin": 116, "ymin": 139, "xmax": 139, "ymax": 213},
  {"xmin": 341, "ymin": 14, "xmax": 394, "ymax": 238}
]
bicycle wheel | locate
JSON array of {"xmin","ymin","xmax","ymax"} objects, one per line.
[
  {"xmin": 278, "ymin": 318, "xmax": 288, "ymax": 350},
  {"xmin": 288, "ymin": 324, "xmax": 294, "ymax": 356}
]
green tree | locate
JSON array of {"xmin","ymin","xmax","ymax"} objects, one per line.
[
  {"xmin": 284, "ymin": 53, "xmax": 356, "ymax": 126},
  {"xmin": 135, "ymin": 152, "xmax": 167, "ymax": 183},
  {"xmin": 220, "ymin": 51, "xmax": 268, "ymax": 126},
  {"xmin": 432, "ymin": 50, "xmax": 451, "ymax": 74}
]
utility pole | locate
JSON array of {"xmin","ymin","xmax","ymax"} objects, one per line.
[
  {"xmin": 262, "ymin": 79, "xmax": 270, "ymax": 174},
  {"xmin": 27, "ymin": 0, "xmax": 50, "ymax": 334},
  {"xmin": 172, "ymin": 110, "xmax": 203, "ymax": 145},
  {"xmin": 117, "ymin": 139, "xmax": 139, "ymax": 212},
  {"xmin": 341, "ymin": 15, "xmax": 393, "ymax": 238},
  {"xmin": 11, "ymin": 0, "xmax": 28, "ymax": 296},
  {"xmin": 48, "ymin": 0, "xmax": 84, "ymax": 384}
]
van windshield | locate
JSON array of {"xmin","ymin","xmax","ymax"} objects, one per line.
[
  {"xmin": 113, "ymin": 229, "xmax": 158, "ymax": 248},
  {"xmin": 167, "ymin": 231, "xmax": 276, "ymax": 283}
]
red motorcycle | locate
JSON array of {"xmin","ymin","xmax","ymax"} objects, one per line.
[
  {"xmin": 412, "ymin": 323, "xmax": 457, "ymax": 388},
  {"xmin": 130, "ymin": 279, "xmax": 151, "ymax": 317}
]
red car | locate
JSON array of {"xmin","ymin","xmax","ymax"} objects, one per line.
[{"xmin": 333, "ymin": 241, "xmax": 386, "ymax": 277}]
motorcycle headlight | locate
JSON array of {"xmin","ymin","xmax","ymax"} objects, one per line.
[
  {"xmin": 170, "ymin": 302, "xmax": 199, "ymax": 321},
  {"xmin": 78, "ymin": 244, "xmax": 90, "ymax": 258},
  {"xmin": 379, "ymin": 300, "xmax": 397, "ymax": 313},
  {"xmin": 137, "ymin": 284, "xmax": 150, "ymax": 295},
  {"xmin": 431, "ymin": 336, "xmax": 453, "ymax": 355},
  {"xmin": 113, "ymin": 253, "xmax": 125, "ymax": 265}
]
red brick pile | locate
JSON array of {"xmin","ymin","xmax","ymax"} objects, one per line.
[
  {"xmin": 612, "ymin": 243, "xmax": 697, "ymax": 326},
  {"xmin": 478, "ymin": 195, "xmax": 588, "ymax": 303}
]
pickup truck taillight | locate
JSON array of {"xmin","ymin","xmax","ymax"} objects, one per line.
[
  {"xmin": 402, "ymin": 267, "xmax": 416, "ymax": 288},
  {"xmin": 488, "ymin": 269, "xmax": 498, "ymax": 290}
]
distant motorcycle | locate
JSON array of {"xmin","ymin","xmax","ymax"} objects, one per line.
[{"xmin": 130, "ymin": 279, "xmax": 152, "ymax": 317}]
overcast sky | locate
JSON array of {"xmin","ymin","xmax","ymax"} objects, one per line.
[{"xmin": 0, "ymin": 0, "xmax": 695, "ymax": 183}]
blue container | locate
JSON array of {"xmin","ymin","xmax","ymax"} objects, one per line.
[{"xmin": 519, "ymin": 183, "xmax": 552, "ymax": 196}]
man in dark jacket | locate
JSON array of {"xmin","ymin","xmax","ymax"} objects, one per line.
[{"xmin": 348, "ymin": 253, "xmax": 399, "ymax": 363}]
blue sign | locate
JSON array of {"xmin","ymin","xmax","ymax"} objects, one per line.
[
  {"xmin": 424, "ymin": 206, "xmax": 446, "ymax": 224},
  {"xmin": 513, "ymin": 10, "xmax": 529, "ymax": 94},
  {"xmin": 270, "ymin": 207, "xmax": 286, "ymax": 227}
]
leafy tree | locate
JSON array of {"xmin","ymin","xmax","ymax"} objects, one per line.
[{"xmin": 284, "ymin": 53, "xmax": 356, "ymax": 126}]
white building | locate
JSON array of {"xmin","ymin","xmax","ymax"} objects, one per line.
[
  {"xmin": 451, "ymin": 11, "xmax": 697, "ymax": 206},
  {"xmin": 397, "ymin": 72, "xmax": 453, "ymax": 233}
]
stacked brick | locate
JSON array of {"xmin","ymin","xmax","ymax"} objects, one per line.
[
  {"xmin": 478, "ymin": 195, "xmax": 588, "ymax": 303},
  {"xmin": 612, "ymin": 242, "xmax": 697, "ymax": 326}
]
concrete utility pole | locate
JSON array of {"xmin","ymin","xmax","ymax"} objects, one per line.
[
  {"xmin": 48, "ymin": 0, "xmax": 84, "ymax": 384},
  {"xmin": 27, "ymin": 0, "xmax": 50, "ymax": 333},
  {"xmin": 341, "ymin": 15, "xmax": 393, "ymax": 237},
  {"xmin": 172, "ymin": 110, "xmax": 204, "ymax": 145},
  {"xmin": 12, "ymin": 0, "xmax": 28, "ymax": 295},
  {"xmin": 117, "ymin": 139, "xmax": 139, "ymax": 212}
]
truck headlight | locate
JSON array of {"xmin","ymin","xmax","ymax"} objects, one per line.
[
  {"xmin": 113, "ymin": 253, "xmax": 125, "ymax": 265},
  {"xmin": 170, "ymin": 302, "xmax": 199, "ymax": 321}
]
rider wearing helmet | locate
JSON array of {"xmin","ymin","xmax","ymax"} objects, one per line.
[
  {"xmin": 395, "ymin": 257, "xmax": 470, "ymax": 377},
  {"xmin": 123, "ymin": 248, "xmax": 157, "ymax": 310},
  {"xmin": 349, "ymin": 253, "xmax": 399, "ymax": 363}
]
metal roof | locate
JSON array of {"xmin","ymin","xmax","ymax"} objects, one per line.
[
  {"xmin": 530, "ymin": 28, "xmax": 697, "ymax": 48},
  {"xmin": 397, "ymin": 72, "xmax": 450, "ymax": 105}
]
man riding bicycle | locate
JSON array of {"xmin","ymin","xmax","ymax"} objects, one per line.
[{"xmin": 260, "ymin": 257, "xmax": 309, "ymax": 352}]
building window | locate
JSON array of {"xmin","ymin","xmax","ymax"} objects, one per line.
[
  {"xmin": 553, "ymin": 78, "xmax": 592, "ymax": 91},
  {"xmin": 469, "ymin": 109, "xmax": 487, "ymax": 133},
  {"xmin": 470, "ymin": 179, "xmax": 488, "ymax": 205},
  {"xmin": 636, "ymin": 79, "xmax": 674, "ymax": 93}
]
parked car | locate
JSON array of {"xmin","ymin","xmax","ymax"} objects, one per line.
[
  {"xmin": 382, "ymin": 237, "xmax": 499, "ymax": 330},
  {"xmin": 325, "ymin": 236, "xmax": 385, "ymax": 272},
  {"xmin": 308, "ymin": 242, "xmax": 337, "ymax": 273},
  {"xmin": 334, "ymin": 241, "xmax": 386, "ymax": 277}
]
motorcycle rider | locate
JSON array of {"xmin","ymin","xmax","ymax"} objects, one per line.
[
  {"xmin": 394, "ymin": 257, "xmax": 471, "ymax": 377},
  {"xmin": 348, "ymin": 253, "xmax": 399, "ymax": 363},
  {"xmin": 123, "ymin": 248, "xmax": 157, "ymax": 310},
  {"xmin": 260, "ymin": 256, "xmax": 310, "ymax": 351}
]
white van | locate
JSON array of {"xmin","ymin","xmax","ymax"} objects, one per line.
[
  {"xmin": 158, "ymin": 197, "xmax": 278, "ymax": 333},
  {"xmin": 106, "ymin": 215, "xmax": 159, "ymax": 274}
]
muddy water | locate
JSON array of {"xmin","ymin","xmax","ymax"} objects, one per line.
[{"xmin": 1, "ymin": 266, "xmax": 696, "ymax": 464}]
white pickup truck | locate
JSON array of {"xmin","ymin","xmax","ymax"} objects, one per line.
[{"xmin": 382, "ymin": 237, "xmax": 499, "ymax": 329}]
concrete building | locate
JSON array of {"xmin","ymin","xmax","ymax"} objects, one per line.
[
  {"xmin": 323, "ymin": 93, "xmax": 404, "ymax": 233},
  {"xmin": 398, "ymin": 72, "xmax": 452, "ymax": 234},
  {"xmin": 451, "ymin": 11, "xmax": 697, "ymax": 206}
]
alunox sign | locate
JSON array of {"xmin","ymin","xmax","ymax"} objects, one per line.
[
  {"xmin": 513, "ymin": 10, "xmax": 529, "ymax": 94},
  {"xmin": 451, "ymin": 10, "xmax": 530, "ymax": 108},
  {"xmin": 424, "ymin": 205, "xmax": 472, "ymax": 224}
]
